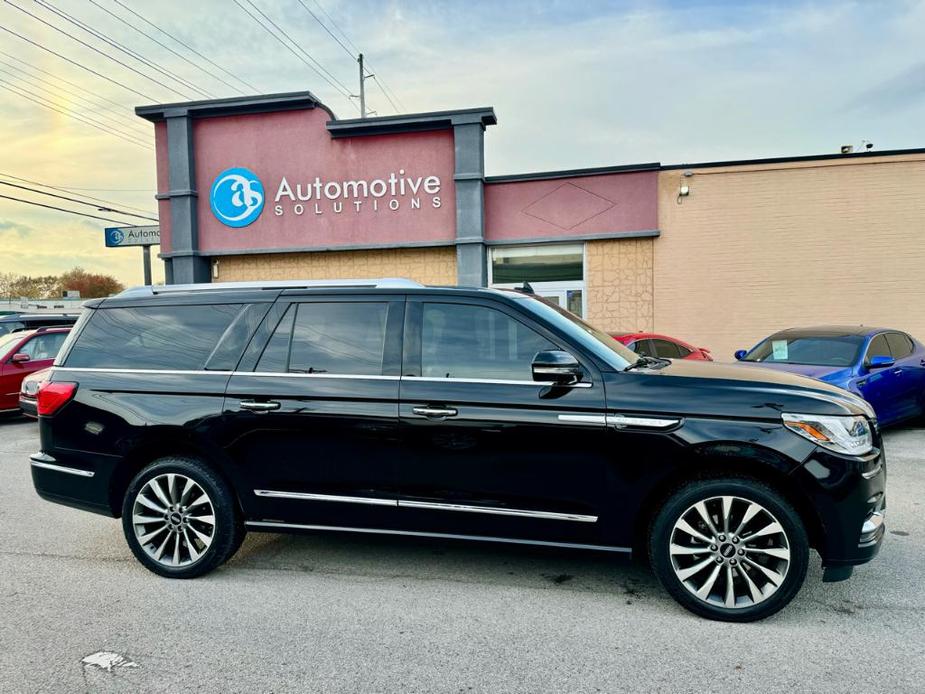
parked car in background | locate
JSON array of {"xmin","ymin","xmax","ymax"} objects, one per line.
[
  {"xmin": 19, "ymin": 367, "xmax": 51, "ymax": 418},
  {"xmin": 0, "ymin": 327, "xmax": 70, "ymax": 413},
  {"xmin": 0, "ymin": 313, "xmax": 79, "ymax": 337},
  {"xmin": 735, "ymin": 326, "xmax": 925, "ymax": 427},
  {"xmin": 611, "ymin": 332, "xmax": 713, "ymax": 361}
]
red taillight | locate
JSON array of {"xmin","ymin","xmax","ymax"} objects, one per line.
[{"xmin": 36, "ymin": 382, "xmax": 77, "ymax": 416}]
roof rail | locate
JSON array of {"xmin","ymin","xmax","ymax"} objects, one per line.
[{"xmin": 116, "ymin": 278, "xmax": 423, "ymax": 297}]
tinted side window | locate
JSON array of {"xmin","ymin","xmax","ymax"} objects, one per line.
[
  {"xmin": 886, "ymin": 332, "xmax": 914, "ymax": 359},
  {"xmin": 632, "ymin": 339, "xmax": 655, "ymax": 358},
  {"xmin": 421, "ymin": 302, "xmax": 556, "ymax": 381},
  {"xmin": 288, "ymin": 302, "xmax": 389, "ymax": 376},
  {"xmin": 866, "ymin": 334, "xmax": 891, "ymax": 361},
  {"xmin": 19, "ymin": 332, "xmax": 68, "ymax": 360},
  {"xmin": 256, "ymin": 305, "xmax": 295, "ymax": 373},
  {"xmin": 652, "ymin": 339, "xmax": 682, "ymax": 358},
  {"xmin": 65, "ymin": 304, "xmax": 243, "ymax": 370}
]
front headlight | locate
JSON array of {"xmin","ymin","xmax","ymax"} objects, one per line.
[{"xmin": 782, "ymin": 412, "xmax": 873, "ymax": 456}]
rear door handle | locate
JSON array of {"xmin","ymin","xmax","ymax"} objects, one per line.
[
  {"xmin": 412, "ymin": 406, "xmax": 458, "ymax": 418},
  {"xmin": 239, "ymin": 400, "xmax": 281, "ymax": 412}
]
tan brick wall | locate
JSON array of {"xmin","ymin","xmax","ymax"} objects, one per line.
[
  {"xmin": 586, "ymin": 238, "xmax": 654, "ymax": 333},
  {"xmin": 215, "ymin": 246, "xmax": 457, "ymax": 285},
  {"xmin": 656, "ymin": 154, "xmax": 925, "ymax": 360}
]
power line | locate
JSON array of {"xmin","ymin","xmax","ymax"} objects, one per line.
[
  {"xmin": 0, "ymin": 80, "xmax": 152, "ymax": 150},
  {"xmin": 0, "ymin": 25, "xmax": 155, "ymax": 101},
  {"xmin": 0, "ymin": 180, "xmax": 158, "ymax": 221},
  {"xmin": 232, "ymin": 0, "xmax": 357, "ymax": 110},
  {"xmin": 109, "ymin": 0, "xmax": 259, "ymax": 94},
  {"xmin": 86, "ymin": 0, "xmax": 247, "ymax": 96},
  {"xmin": 309, "ymin": 0, "xmax": 406, "ymax": 112},
  {"xmin": 0, "ymin": 172, "xmax": 157, "ymax": 216},
  {"xmin": 0, "ymin": 49, "xmax": 131, "ymax": 114},
  {"xmin": 4, "ymin": 0, "xmax": 194, "ymax": 100},
  {"xmin": 35, "ymin": 0, "xmax": 216, "ymax": 99},
  {"xmin": 239, "ymin": 0, "xmax": 354, "ymax": 96},
  {"xmin": 0, "ymin": 193, "xmax": 135, "ymax": 225},
  {"xmin": 0, "ymin": 172, "xmax": 154, "ymax": 207},
  {"xmin": 294, "ymin": 0, "xmax": 355, "ymax": 59},
  {"xmin": 0, "ymin": 74, "xmax": 150, "ymax": 146},
  {"xmin": 0, "ymin": 61, "xmax": 151, "ymax": 137}
]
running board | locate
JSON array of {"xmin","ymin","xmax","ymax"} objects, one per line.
[{"xmin": 244, "ymin": 521, "xmax": 631, "ymax": 554}]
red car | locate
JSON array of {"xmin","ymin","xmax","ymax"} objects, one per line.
[
  {"xmin": 0, "ymin": 327, "xmax": 70, "ymax": 414},
  {"xmin": 610, "ymin": 331, "xmax": 713, "ymax": 361}
]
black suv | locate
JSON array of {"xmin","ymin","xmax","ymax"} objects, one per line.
[{"xmin": 30, "ymin": 279, "xmax": 885, "ymax": 621}]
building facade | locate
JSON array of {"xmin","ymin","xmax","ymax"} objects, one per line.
[{"xmin": 138, "ymin": 92, "xmax": 925, "ymax": 360}]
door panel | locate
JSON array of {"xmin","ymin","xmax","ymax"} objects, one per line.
[
  {"xmin": 221, "ymin": 297, "xmax": 405, "ymax": 528},
  {"xmin": 857, "ymin": 333, "xmax": 899, "ymax": 423},
  {"xmin": 396, "ymin": 297, "xmax": 614, "ymax": 545}
]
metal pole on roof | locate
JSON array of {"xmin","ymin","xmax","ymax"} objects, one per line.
[{"xmin": 358, "ymin": 53, "xmax": 366, "ymax": 118}]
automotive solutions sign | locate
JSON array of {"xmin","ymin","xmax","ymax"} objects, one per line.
[{"xmin": 209, "ymin": 167, "xmax": 443, "ymax": 228}]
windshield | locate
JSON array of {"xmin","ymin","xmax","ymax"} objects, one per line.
[
  {"xmin": 514, "ymin": 293, "xmax": 637, "ymax": 369},
  {"xmin": 743, "ymin": 334, "xmax": 864, "ymax": 367}
]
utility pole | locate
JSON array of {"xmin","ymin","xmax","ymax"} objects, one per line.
[{"xmin": 358, "ymin": 53, "xmax": 366, "ymax": 118}]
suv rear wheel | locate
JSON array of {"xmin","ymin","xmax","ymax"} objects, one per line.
[
  {"xmin": 121, "ymin": 456, "xmax": 245, "ymax": 578},
  {"xmin": 649, "ymin": 478, "xmax": 809, "ymax": 621}
]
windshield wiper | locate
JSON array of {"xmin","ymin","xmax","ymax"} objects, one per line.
[{"xmin": 623, "ymin": 355, "xmax": 671, "ymax": 371}]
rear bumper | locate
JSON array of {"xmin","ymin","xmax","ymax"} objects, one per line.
[{"xmin": 30, "ymin": 451, "xmax": 116, "ymax": 517}]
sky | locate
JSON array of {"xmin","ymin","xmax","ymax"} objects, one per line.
[{"xmin": 1, "ymin": 0, "xmax": 923, "ymax": 288}]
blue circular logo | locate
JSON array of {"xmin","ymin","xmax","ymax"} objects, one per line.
[
  {"xmin": 109, "ymin": 229, "xmax": 124, "ymax": 245},
  {"xmin": 209, "ymin": 167, "xmax": 264, "ymax": 228}
]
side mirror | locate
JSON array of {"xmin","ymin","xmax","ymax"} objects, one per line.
[
  {"xmin": 734, "ymin": 350, "xmax": 747, "ymax": 361},
  {"xmin": 532, "ymin": 350, "xmax": 583, "ymax": 385},
  {"xmin": 868, "ymin": 355, "xmax": 895, "ymax": 369},
  {"xmin": 10, "ymin": 353, "xmax": 30, "ymax": 364}
]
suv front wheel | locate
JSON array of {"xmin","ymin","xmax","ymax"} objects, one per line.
[
  {"xmin": 121, "ymin": 456, "xmax": 245, "ymax": 578},
  {"xmin": 649, "ymin": 478, "xmax": 809, "ymax": 621}
]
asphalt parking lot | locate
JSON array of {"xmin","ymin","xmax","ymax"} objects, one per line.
[{"xmin": 1, "ymin": 416, "xmax": 923, "ymax": 693}]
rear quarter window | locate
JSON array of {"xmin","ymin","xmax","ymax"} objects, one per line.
[{"xmin": 64, "ymin": 304, "xmax": 244, "ymax": 370}]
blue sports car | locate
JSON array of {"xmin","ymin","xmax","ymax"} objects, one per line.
[{"xmin": 734, "ymin": 326, "xmax": 925, "ymax": 427}]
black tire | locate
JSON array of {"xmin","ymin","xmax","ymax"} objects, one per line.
[
  {"xmin": 649, "ymin": 477, "xmax": 809, "ymax": 622},
  {"xmin": 121, "ymin": 456, "xmax": 245, "ymax": 578}
]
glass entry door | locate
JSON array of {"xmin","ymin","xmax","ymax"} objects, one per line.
[{"xmin": 488, "ymin": 244, "xmax": 586, "ymax": 317}]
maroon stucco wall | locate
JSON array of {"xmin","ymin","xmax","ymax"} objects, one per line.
[{"xmin": 483, "ymin": 171, "xmax": 658, "ymax": 242}]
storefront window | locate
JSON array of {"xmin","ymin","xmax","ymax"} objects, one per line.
[{"xmin": 489, "ymin": 244, "xmax": 586, "ymax": 317}]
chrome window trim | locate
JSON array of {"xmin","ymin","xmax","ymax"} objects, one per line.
[
  {"xmin": 245, "ymin": 372, "xmax": 399, "ymax": 381},
  {"xmin": 254, "ymin": 490, "xmax": 396, "ymax": 506},
  {"xmin": 398, "ymin": 500, "xmax": 597, "ymax": 522},
  {"xmin": 405, "ymin": 376, "xmax": 593, "ymax": 388},
  {"xmin": 245, "ymin": 521, "xmax": 629, "ymax": 553},
  {"xmin": 52, "ymin": 367, "xmax": 234, "ymax": 376}
]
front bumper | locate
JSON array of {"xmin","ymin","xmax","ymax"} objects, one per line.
[
  {"xmin": 796, "ymin": 444, "xmax": 886, "ymax": 579},
  {"xmin": 19, "ymin": 395, "xmax": 37, "ymax": 418}
]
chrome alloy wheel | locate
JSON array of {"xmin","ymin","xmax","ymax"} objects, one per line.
[
  {"xmin": 669, "ymin": 495, "xmax": 791, "ymax": 609},
  {"xmin": 131, "ymin": 473, "xmax": 215, "ymax": 567}
]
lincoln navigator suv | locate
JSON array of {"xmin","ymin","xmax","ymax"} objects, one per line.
[{"xmin": 29, "ymin": 279, "xmax": 886, "ymax": 621}]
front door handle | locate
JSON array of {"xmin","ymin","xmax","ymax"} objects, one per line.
[
  {"xmin": 239, "ymin": 400, "xmax": 281, "ymax": 412},
  {"xmin": 412, "ymin": 406, "xmax": 458, "ymax": 418}
]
